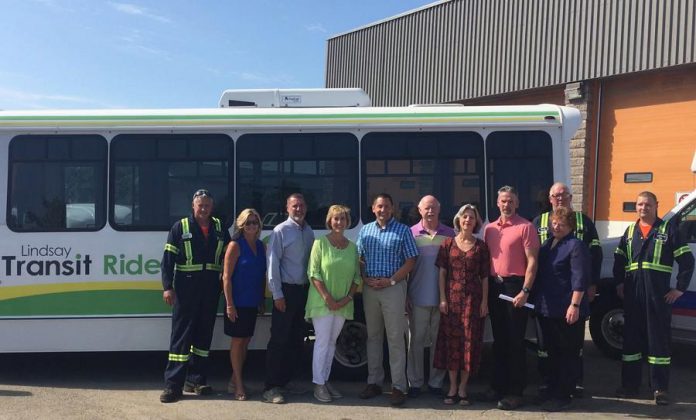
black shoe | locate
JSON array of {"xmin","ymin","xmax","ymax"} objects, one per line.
[
  {"xmin": 160, "ymin": 388, "xmax": 182, "ymax": 403},
  {"xmin": 654, "ymin": 390, "xmax": 670, "ymax": 406},
  {"xmin": 615, "ymin": 386, "xmax": 639, "ymax": 399},
  {"xmin": 184, "ymin": 381, "xmax": 213, "ymax": 396},
  {"xmin": 407, "ymin": 387, "xmax": 421, "ymax": 398},
  {"xmin": 497, "ymin": 395, "xmax": 523, "ymax": 410},
  {"xmin": 572, "ymin": 385, "xmax": 584, "ymax": 398},
  {"xmin": 541, "ymin": 398, "xmax": 572, "ymax": 412}
]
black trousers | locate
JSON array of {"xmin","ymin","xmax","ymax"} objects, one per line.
[
  {"xmin": 164, "ymin": 271, "xmax": 221, "ymax": 390},
  {"xmin": 536, "ymin": 314, "xmax": 585, "ymax": 388},
  {"xmin": 265, "ymin": 283, "xmax": 308, "ymax": 389},
  {"xmin": 537, "ymin": 316, "xmax": 585, "ymax": 400},
  {"xmin": 488, "ymin": 276, "xmax": 529, "ymax": 397}
]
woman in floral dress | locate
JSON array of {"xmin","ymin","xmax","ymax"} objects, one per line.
[{"xmin": 434, "ymin": 204, "xmax": 490, "ymax": 405}]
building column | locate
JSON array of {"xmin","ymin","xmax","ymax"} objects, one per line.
[{"xmin": 564, "ymin": 81, "xmax": 595, "ymax": 214}]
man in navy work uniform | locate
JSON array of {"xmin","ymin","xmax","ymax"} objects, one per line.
[
  {"xmin": 262, "ymin": 193, "xmax": 315, "ymax": 404},
  {"xmin": 357, "ymin": 193, "xmax": 419, "ymax": 407},
  {"xmin": 160, "ymin": 189, "xmax": 230, "ymax": 403},
  {"xmin": 614, "ymin": 191, "xmax": 694, "ymax": 405},
  {"xmin": 532, "ymin": 182, "xmax": 602, "ymax": 399}
]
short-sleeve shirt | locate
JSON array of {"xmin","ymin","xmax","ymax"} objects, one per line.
[
  {"xmin": 483, "ymin": 214, "xmax": 540, "ymax": 277},
  {"xmin": 408, "ymin": 222, "xmax": 456, "ymax": 306},
  {"xmin": 357, "ymin": 217, "xmax": 419, "ymax": 277}
]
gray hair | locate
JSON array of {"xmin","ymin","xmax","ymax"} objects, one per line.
[
  {"xmin": 452, "ymin": 204, "xmax": 483, "ymax": 234},
  {"xmin": 497, "ymin": 185, "xmax": 518, "ymax": 197}
]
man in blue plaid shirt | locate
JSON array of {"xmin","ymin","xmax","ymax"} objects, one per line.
[{"xmin": 356, "ymin": 193, "xmax": 419, "ymax": 406}]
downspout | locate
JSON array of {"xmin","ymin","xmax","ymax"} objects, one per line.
[{"xmin": 592, "ymin": 80, "xmax": 604, "ymax": 221}]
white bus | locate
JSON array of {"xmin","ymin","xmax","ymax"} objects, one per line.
[{"xmin": 0, "ymin": 90, "xmax": 581, "ymax": 370}]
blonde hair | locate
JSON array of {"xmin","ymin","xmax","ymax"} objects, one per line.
[
  {"xmin": 325, "ymin": 204, "xmax": 351, "ymax": 230},
  {"xmin": 233, "ymin": 208, "xmax": 262, "ymax": 240},
  {"xmin": 453, "ymin": 204, "xmax": 483, "ymax": 234}
]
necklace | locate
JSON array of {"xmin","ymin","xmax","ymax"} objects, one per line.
[
  {"xmin": 327, "ymin": 234, "xmax": 348, "ymax": 250},
  {"xmin": 456, "ymin": 234, "xmax": 475, "ymax": 252}
]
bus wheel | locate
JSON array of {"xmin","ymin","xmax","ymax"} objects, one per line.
[
  {"xmin": 589, "ymin": 303, "xmax": 624, "ymax": 360},
  {"xmin": 332, "ymin": 320, "xmax": 368, "ymax": 380}
]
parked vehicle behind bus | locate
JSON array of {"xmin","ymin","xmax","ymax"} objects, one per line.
[{"xmin": 590, "ymin": 184, "xmax": 696, "ymax": 359}]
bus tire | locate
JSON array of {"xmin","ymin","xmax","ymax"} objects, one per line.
[
  {"xmin": 331, "ymin": 320, "xmax": 368, "ymax": 380},
  {"xmin": 589, "ymin": 294, "xmax": 624, "ymax": 360}
]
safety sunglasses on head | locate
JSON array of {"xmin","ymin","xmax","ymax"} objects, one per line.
[{"xmin": 193, "ymin": 189, "xmax": 212, "ymax": 199}]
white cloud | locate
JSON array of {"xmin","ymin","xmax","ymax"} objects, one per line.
[
  {"xmin": 0, "ymin": 86, "xmax": 121, "ymax": 110},
  {"xmin": 109, "ymin": 2, "xmax": 171, "ymax": 23},
  {"xmin": 114, "ymin": 28, "xmax": 172, "ymax": 60},
  {"xmin": 305, "ymin": 23, "xmax": 327, "ymax": 33}
]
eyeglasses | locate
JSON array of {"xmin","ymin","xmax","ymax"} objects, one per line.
[
  {"xmin": 245, "ymin": 220, "xmax": 260, "ymax": 226},
  {"xmin": 550, "ymin": 193, "xmax": 570, "ymax": 199},
  {"xmin": 193, "ymin": 189, "xmax": 212, "ymax": 199}
]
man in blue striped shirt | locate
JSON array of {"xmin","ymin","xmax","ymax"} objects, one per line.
[{"xmin": 357, "ymin": 193, "xmax": 419, "ymax": 406}]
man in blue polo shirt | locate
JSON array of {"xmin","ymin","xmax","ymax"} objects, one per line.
[{"xmin": 357, "ymin": 193, "xmax": 419, "ymax": 407}]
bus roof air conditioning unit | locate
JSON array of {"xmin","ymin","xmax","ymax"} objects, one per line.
[{"xmin": 218, "ymin": 88, "xmax": 371, "ymax": 108}]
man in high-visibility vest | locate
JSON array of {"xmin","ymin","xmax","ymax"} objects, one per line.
[
  {"xmin": 159, "ymin": 189, "xmax": 230, "ymax": 403},
  {"xmin": 614, "ymin": 191, "xmax": 694, "ymax": 406},
  {"xmin": 532, "ymin": 182, "xmax": 602, "ymax": 400}
]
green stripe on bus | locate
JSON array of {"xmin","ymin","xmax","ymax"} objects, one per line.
[
  {"xmin": 0, "ymin": 110, "xmax": 559, "ymax": 122},
  {"xmin": 0, "ymin": 290, "xmax": 170, "ymax": 316}
]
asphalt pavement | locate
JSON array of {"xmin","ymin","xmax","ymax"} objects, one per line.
[{"xmin": 1, "ymin": 336, "xmax": 695, "ymax": 419}]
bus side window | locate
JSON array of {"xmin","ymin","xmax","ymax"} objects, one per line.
[
  {"xmin": 236, "ymin": 133, "xmax": 358, "ymax": 230},
  {"xmin": 361, "ymin": 131, "xmax": 484, "ymax": 226},
  {"xmin": 110, "ymin": 134, "xmax": 232, "ymax": 231},
  {"xmin": 486, "ymin": 131, "xmax": 554, "ymax": 221},
  {"xmin": 7, "ymin": 135, "xmax": 107, "ymax": 232}
]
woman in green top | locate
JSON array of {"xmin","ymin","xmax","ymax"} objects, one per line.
[{"xmin": 306, "ymin": 204, "xmax": 362, "ymax": 403}]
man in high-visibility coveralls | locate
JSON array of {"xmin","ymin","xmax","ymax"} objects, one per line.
[
  {"xmin": 159, "ymin": 189, "xmax": 230, "ymax": 403},
  {"xmin": 614, "ymin": 191, "xmax": 694, "ymax": 406}
]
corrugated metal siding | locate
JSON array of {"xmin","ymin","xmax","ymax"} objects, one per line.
[{"xmin": 326, "ymin": 0, "xmax": 696, "ymax": 106}]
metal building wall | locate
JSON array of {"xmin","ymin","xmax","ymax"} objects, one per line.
[{"xmin": 325, "ymin": 0, "xmax": 696, "ymax": 106}]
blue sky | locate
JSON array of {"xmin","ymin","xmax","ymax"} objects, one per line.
[{"xmin": 0, "ymin": 0, "xmax": 435, "ymax": 110}]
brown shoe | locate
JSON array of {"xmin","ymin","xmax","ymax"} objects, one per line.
[
  {"xmin": 359, "ymin": 384, "xmax": 383, "ymax": 399},
  {"xmin": 390, "ymin": 388, "xmax": 406, "ymax": 406}
]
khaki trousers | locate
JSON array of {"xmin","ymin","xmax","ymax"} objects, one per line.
[
  {"xmin": 363, "ymin": 281, "xmax": 408, "ymax": 391},
  {"xmin": 407, "ymin": 305, "xmax": 445, "ymax": 388}
]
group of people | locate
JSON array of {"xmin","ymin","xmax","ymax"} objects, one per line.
[{"xmin": 157, "ymin": 184, "xmax": 693, "ymax": 412}]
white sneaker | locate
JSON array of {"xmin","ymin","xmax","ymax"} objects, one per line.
[
  {"xmin": 325, "ymin": 382, "xmax": 343, "ymax": 399},
  {"xmin": 314, "ymin": 384, "xmax": 332, "ymax": 403}
]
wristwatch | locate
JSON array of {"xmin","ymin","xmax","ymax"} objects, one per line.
[
  {"xmin": 389, "ymin": 278, "xmax": 396, "ymax": 286},
  {"xmin": 522, "ymin": 287, "xmax": 531, "ymax": 294},
  {"xmin": 571, "ymin": 303, "xmax": 580, "ymax": 308}
]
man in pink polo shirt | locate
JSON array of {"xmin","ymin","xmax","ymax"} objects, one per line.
[{"xmin": 481, "ymin": 185, "xmax": 540, "ymax": 410}]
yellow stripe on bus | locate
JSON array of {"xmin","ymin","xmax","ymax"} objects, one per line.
[{"xmin": 0, "ymin": 280, "xmax": 161, "ymax": 300}]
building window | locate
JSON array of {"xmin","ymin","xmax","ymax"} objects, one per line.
[{"xmin": 7, "ymin": 135, "xmax": 107, "ymax": 231}]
